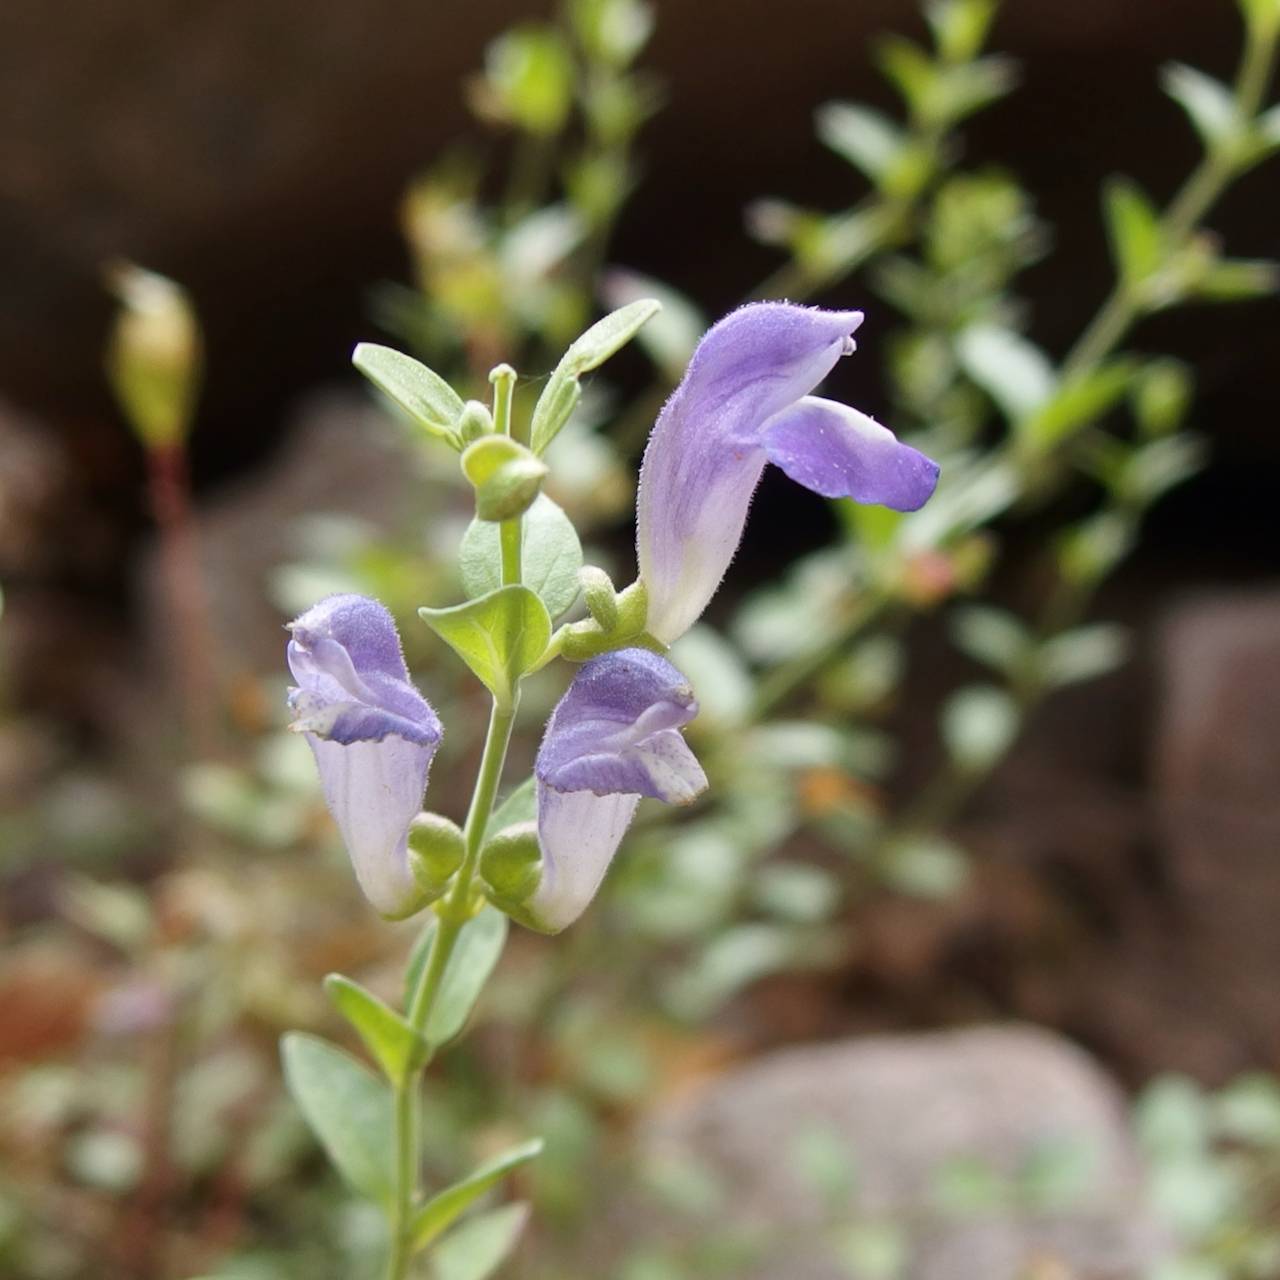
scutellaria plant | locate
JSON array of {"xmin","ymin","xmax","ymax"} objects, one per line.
[{"xmin": 282, "ymin": 301, "xmax": 938, "ymax": 1276}]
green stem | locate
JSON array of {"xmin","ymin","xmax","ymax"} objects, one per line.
[
  {"xmin": 490, "ymin": 363, "xmax": 523, "ymax": 587},
  {"xmin": 384, "ymin": 693, "xmax": 519, "ymax": 1280},
  {"xmin": 1062, "ymin": 22, "xmax": 1277, "ymax": 380}
]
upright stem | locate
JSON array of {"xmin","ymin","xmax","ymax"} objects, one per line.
[
  {"xmin": 1063, "ymin": 21, "xmax": 1277, "ymax": 380},
  {"xmin": 490, "ymin": 364, "xmax": 523, "ymax": 587},
  {"xmin": 384, "ymin": 691, "xmax": 519, "ymax": 1280}
]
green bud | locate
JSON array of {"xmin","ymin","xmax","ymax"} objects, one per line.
[
  {"xmin": 105, "ymin": 262, "xmax": 201, "ymax": 449},
  {"xmin": 615, "ymin": 579, "xmax": 648, "ymax": 635},
  {"xmin": 579, "ymin": 565, "xmax": 619, "ymax": 630},
  {"xmin": 1132, "ymin": 360, "xmax": 1193, "ymax": 437},
  {"xmin": 461, "ymin": 434, "xmax": 548, "ymax": 522},
  {"xmin": 457, "ymin": 400, "xmax": 495, "ymax": 444},
  {"xmin": 407, "ymin": 813, "xmax": 466, "ymax": 899},
  {"xmin": 479, "ymin": 821, "xmax": 542, "ymax": 904}
]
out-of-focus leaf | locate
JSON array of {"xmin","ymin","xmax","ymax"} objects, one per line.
[
  {"xmin": 950, "ymin": 605, "xmax": 1030, "ymax": 674},
  {"xmin": 956, "ymin": 324, "xmax": 1055, "ymax": 422},
  {"xmin": 941, "ymin": 684, "xmax": 1020, "ymax": 770},
  {"xmin": 601, "ymin": 269, "xmax": 705, "ymax": 379},
  {"xmin": 427, "ymin": 1202, "xmax": 529, "ymax": 1280},
  {"xmin": 1037, "ymin": 623, "xmax": 1129, "ymax": 689},
  {"xmin": 816, "ymin": 102, "xmax": 905, "ymax": 182},
  {"xmin": 1161, "ymin": 63, "xmax": 1238, "ymax": 150},
  {"xmin": 1102, "ymin": 179, "xmax": 1164, "ymax": 288},
  {"xmin": 881, "ymin": 834, "xmax": 970, "ymax": 899}
]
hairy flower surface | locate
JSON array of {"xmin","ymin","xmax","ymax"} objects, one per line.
[
  {"xmin": 527, "ymin": 647, "xmax": 706, "ymax": 931},
  {"xmin": 287, "ymin": 594, "xmax": 442, "ymax": 918},
  {"xmin": 636, "ymin": 302, "xmax": 940, "ymax": 643}
]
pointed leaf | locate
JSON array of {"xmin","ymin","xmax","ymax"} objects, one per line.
[
  {"xmin": 280, "ymin": 1033, "xmax": 394, "ymax": 1206},
  {"xmin": 1022, "ymin": 358, "xmax": 1136, "ymax": 448},
  {"xmin": 428, "ymin": 1202, "xmax": 529, "ymax": 1280},
  {"xmin": 425, "ymin": 906, "xmax": 509, "ymax": 1049},
  {"xmin": 600, "ymin": 269, "xmax": 706, "ymax": 380},
  {"xmin": 485, "ymin": 777, "xmax": 537, "ymax": 839},
  {"xmin": 1195, "ymin": 258, "xmax": 1280, "ymax": 301},
  {"xmin": 460, "ymin": 495, "xmax": 583, "ymax": 619},
  {"xmin": 410, "ymin": 1140, "xmax": 544, "ymax": 1252},
  {"xmin": 1102, "ymin": 179, "xmax": 1164, "ymax": 288},
  {"xmin": 353, "ymin": 344, "xmax": 465, "ymax": 446},
  {"xmin": 324, "ymin": 975, "xmax": 424, "ymax": 1086},
  {"xmin": 1161, "ymin": 63, "xmax": 1237, "ymax": 150},
  {"xmin": 956, "ymin": 324, "xmax": 1055, "ymax": 422},
  {"xmin": 815, "ymin": 102, "xmax": 905, "ymax": 182},
  {"xmin": 420, "ymin": 586, "xmax": 552, "ymax": 706},
  {"xmin": 530, "ymin": 299, "xmax": 661, "ymax": 453}
]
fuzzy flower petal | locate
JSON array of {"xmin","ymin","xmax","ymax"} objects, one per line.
[
  {"xmin": 762, "ymin": 396, "xmax": 940, "ymax": 509},
  {"xmin": 636, "ymin": 302, "xmax": 939, "ymax": 644},
  {"xmin": 527, "ymin": 648, "xmax": 706, "ymax": 931},
  {"xmin": 287, "ymin": 594, "xmax": 442, "ymax": 918}
]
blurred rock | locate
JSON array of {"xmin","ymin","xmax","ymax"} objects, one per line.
[
  {"xmin": 1152, "ymin": 589, "xmax": 1280, "ymax": 1066},
  {"xmin": 137, "ymin": 390, "xmax": 426, "ymax": 685},
  {"xmin": 623, "ymin": 1027, "xmax": 1164, "ymax": 1280}
]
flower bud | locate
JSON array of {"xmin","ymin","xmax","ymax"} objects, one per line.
[
  {"xmin": 407, "ymin": 813, "xmax": 466, "ymax": 900},
  {"xmin": 105, "ymin": 262, "xmax": 202, "ymax": 449},
  {"xmin": 461, "ymin": 435, "xmax": 549, "ymax": 522},
  {"xmin": 479, "ymin": 821, "xmax": 542, "ymax": 904},
  {"xmin": 579, "ymin": 565, "xmax": 619, "ymax": 631},
  {"xmin": 457, "ymin": 400, "xmax": 495, "ymax": 445}
]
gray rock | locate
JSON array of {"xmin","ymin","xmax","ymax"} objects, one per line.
[{"xmin": 621, "ymin": 1026, "xmax": 1164, "ymax": 1280}]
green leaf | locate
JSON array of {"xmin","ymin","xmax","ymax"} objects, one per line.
[
  {"xmin": 410, "ymin": 1140, "xmax": 543, "ymax": 1252},
  {"xmin": 323, "ymin": 975, "xmax": 424, "ymax": 1086},
  {"xmin": 1022, "ymin": 358, "xmax": 1135, "ymax": 448},
  {"xmin": 423, "ymin": 907, "xmax": 509, "ymax": 1049},
  {"xmin": 420, "ymin": 586, "xmax": 551, "ymax": 706},
  {"xmin": 815, "ymin": 102, "xmax": 905, "ymax": 183},
  {"xmin": 1194, "ymin": 257, "xmax": 1280, "ymax": 301},
  {"xmin": 882, "ymin": 834, "xmax": 969, "ymax": 900},
  {"xmin": 280, "ymin": 1033, "xmax": 393, "ymax": 1206},
  {"xmin": 925, "ymin": 0, "xmax": 1000, "ymax": 62},
  {"xmin": 530, "ymin": 299, "xmax": 662, "ymax": 453},
  {"xmin": 353, "ymin": 344, "xmax": 464, "ymax": 446},
  {"xmin": 876, "ymin": 36, "xmax": 937, "ymax": 117},
  {"xmin": 956, "ymin": 324, "xmax": 1055, "ymax": 422},
  {"xmin": 1161, "ymin": 63, "xmax": 1237, "ymax": 151},
  {"xmin": 428, "ymin": 1202, "xmax": 529, "ymax": 1280},
  {"xmin": 1132, "ymin": 359, "xmax": 1193, "ymax": 436},
  {"xmin": 459, "ymin": 495, "xmax": 584, "ymax": 619},
  {"xmin": 1037, "ymin": 624, "xmax": 1129, "ymax": 689},
  {"xmin": 601, "ymin": 269, "xmax": 705, "ymax": 380},
  {"xmin": 1102, "ymin": 178, "xmax": 1164, "ymax": 288},
  {"xmin": 485, "ymin": 777, "xmax": 537, "ymax": 838},
  {"xmin": 941, "ymin": 684, "xmax": 1020, "ymax": 770},
  {"xmin": 949, "ymin": 605, "xmax": 1031, "ymax": 674}
]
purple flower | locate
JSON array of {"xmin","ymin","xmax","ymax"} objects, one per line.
[
  {"xmin": 287, "ymin": 594, "xmax": 442, "ymax": 918},
  {"xmin": 525, "ymin": 648, "xmax": 707, "ymax": 931},
  {"xmin": 636, "ymin": 302, "xmax": 940, "ymax": 644}
]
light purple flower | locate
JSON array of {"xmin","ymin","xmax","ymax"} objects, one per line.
[
  {"xmin": 525, "ymin": 647, "xmax": 707, "ymax": 931},
  {"xmin": 636, "ymin": 302, "xmax": 940, "ymax": 644},
  {"xmin": 287, "ymin": 594, "xmax": 442, "ymax": 918}
]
